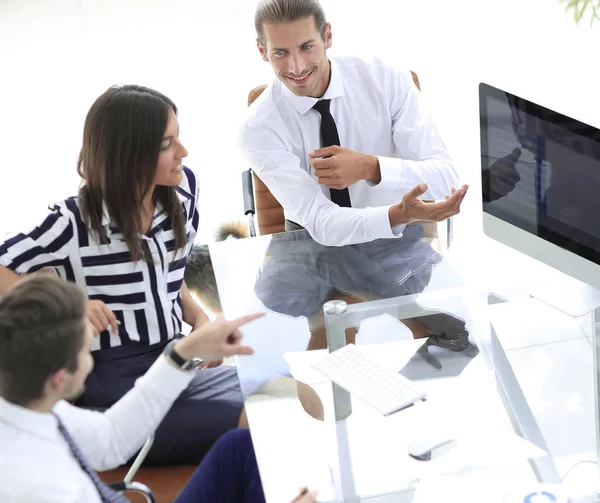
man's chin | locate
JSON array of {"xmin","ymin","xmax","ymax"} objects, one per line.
[
  {"xmin": 288, "ymin": 87, "xmax": 308, "ymax": 97},
  {"xmin": 285, "ymin": 82, "xmax": 314, "ymax": 97}
]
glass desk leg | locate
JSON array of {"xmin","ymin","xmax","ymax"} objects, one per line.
[{"xmin": 324, "ymin": 300, "xmax": 353, "ymax": 421}]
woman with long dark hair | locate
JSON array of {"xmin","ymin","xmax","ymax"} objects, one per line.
[{"xmin": 0, "ymin": 84, "xmax": 244, "ymax": 464}]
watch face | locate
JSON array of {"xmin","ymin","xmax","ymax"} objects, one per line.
[{"xmin": 184, "ymin": 358, "xmax": 203, "ymax": 371}]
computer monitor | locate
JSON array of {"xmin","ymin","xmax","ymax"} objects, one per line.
[{"xmin": 480, "ymin": 82, "xmax": 600, "ymax": 316}]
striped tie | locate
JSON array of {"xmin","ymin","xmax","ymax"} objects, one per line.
[{"xmin": 54, "ymin": 414, "xmax": 129, "ymax": 503}]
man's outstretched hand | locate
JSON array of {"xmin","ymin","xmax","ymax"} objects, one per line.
[
  {"xmin": 389, "ymin": 183, "xmax": 468, "ymax": 227},
  {"xmin": 174, "ymin": 313, "xmax": 264, "ymax": 363}
]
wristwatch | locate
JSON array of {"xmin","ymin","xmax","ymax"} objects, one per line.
[{"xmin": 163, "ymin": 339, "xmax": 203, "ymax": 371}]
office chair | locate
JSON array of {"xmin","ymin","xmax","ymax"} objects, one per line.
[
  {"xmin": 107, "ymin": 481, "xmax": 156, "ymax": 503},
  {"xmin": 104, "ymin": 435, "xmax": 156, "ymax": 502},
  {"xmin": 98, "ymin": 430, "xmax": 196, "ymax": 503}
]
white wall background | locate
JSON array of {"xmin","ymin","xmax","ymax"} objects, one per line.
[{"xmin": 0, "ymin": 0, "xmax": 599, "ymax": 244}]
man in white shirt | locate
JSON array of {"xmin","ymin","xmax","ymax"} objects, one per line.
[
  {"xmin": 238, "ymin": 0, "xmax": 470, "ymax": 348},
  {"xmin": 0, "ymin": 275, "xmax": 317, "ymax": 503},
  {"xmin": 239, "ymin": 0, "xmax": 467, "ymax": 247}
]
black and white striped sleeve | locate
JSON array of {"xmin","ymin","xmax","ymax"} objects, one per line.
[{"xmin": 0, "ymin": 204, "xmax": 75, "ymax": 274}]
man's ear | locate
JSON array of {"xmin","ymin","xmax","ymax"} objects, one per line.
[
  {"xmin": 256, "ymin": 39, "xmax": 269, "ymax": 62},
  {"xmin": 46, "ymin": 368, "xmax": 67, "ymax": 395},
  {"xmin": 324, "ymin": 23, "xmax": 332, "ymax": 50}
]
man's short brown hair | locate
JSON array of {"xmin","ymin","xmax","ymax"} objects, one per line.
[
  {"xmin": 255, "ymin": 0, "xmax": 328, "ymax": 46},
  {"xmin": 0, "ymin": 276, "xmax": 87, "ymax": 406}
]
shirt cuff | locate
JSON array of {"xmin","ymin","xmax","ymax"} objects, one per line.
[
  {"xmin": 391, "ymin": 223, "xmax": 407, "ymax": 236},
  {"xmin": 134, "ymin": 355, "xmax": 194, "ymax": 400},
  {"xmin": 365, "ymin": 205, "xmax": 404, "ymax": 240},
  {"xmin": 373, "ymin": 156, "xmax": 405, "ymax": 191}
]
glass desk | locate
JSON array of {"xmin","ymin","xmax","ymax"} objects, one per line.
[
  {"xmin": 209, "ymin": 228, "xmax": 570, "ymax": 502},
  {"xmin": 475, "ymin": 236, "xmax": 600, "ymax": 502}
]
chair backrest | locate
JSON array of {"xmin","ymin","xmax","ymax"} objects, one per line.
[
  {"xmin": 247, "ymin": 71, "xmax": 440, "ymax": 246},
  {"xmin": 247, "ymin": 85, "xmax": 285, "ymax": 235}
]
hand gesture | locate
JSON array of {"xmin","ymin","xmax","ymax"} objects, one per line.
[
  {"xmin": 174, "ymin": 313, "xmax": 264, "ymax": 362},
  {"xmin": 309, "ymin": 146, "xmax": 377, "ymax": 189},
  {"xmin": 482, "ymin": 148, "xmax": 522, "ymax": 202},
  {"xmin": 389, "ymin": 183, "xmax": 468, "ymax": 226},
  {"xmin": 87, "ymin": 300, "xmax": 119, "ymax": 337}
]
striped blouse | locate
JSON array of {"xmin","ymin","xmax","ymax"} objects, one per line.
[{"xmin": 0, "ymin": 167, "xmax": 199, "ymax": 351}]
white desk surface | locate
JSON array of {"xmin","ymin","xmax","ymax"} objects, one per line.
[
  {"xmin": 211, "ymin": 234, "xmax": 590, "ymax": 501},
  {"xmin": 246, "ymin": 340, "xmax": 543, "ymax": 503},
  {"xmin": 488, "ymin": 298, "xmax": 598, "ymax": 501},
  {"xmin": 452, "ymin": 234, "xmax": 600, "ymax": 501}
]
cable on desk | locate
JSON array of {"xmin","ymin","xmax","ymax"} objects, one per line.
[{"xmin": 560, "ymin": 459, "xmax": 597, "ymax": 482}]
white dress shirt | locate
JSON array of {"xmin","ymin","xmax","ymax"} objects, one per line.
[
  {"xmin": 237, "ymin": 55, "xmax": 459, "ymax": 246},
  {"xmin": 0, "ymin": 357, "xmax": 192, "ymax": 503}
]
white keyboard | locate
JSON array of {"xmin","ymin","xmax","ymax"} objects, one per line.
[{"xmin": 312, "ymin": 344, "xmax": 427, "ymax": 416}]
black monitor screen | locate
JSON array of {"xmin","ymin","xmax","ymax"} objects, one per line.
[{"xmin": 480, "ymin": 83, "xmax": 600, "ymax": 265}]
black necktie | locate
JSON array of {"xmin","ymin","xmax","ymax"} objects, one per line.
[
  {"xmin": 313, "ymin": 99, "xmax": 352, "ymax": 207},
  {"xmin": 54, "ymin": 414, "xmax": 129, "ymax": 503}
]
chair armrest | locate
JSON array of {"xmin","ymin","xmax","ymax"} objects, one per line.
[
  {"xmin": 108, "ymin": 481, "xmax": 156, "ymax": 503},
  {"xmin": 242, "ymin": 169, "xmax": 257, "ymax": 237},
  {"xmin": 124, "ymin": 434, "xmax": 155, "ymax": 483},
  {"xmin": 447, "ymin": 217, "xmax": 453, "ymax": 249},
  {"xmin": 242, "ymin": 170, "xmax": 255, "ymax": 216}
]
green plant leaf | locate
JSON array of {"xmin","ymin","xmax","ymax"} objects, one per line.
[
  {"xmin": 576, "ymin": 1, "xmax": 588, "ymax": 22},
  {"xmin": 560, "ymin": 0, "xmax": 600, "ymax": 25}
]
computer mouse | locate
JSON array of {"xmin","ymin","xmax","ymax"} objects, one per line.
[{"xmin": 407, "ymin": 434, "xmax": 457, "ymax": 461}]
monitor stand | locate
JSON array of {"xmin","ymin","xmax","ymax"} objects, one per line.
[{"xmin": 530, "ymin": 276, "xmax": 600, "ymax": 318}]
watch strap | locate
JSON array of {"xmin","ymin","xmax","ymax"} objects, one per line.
[{"xmin": 164, "ymin": 339, "xmax": 202, "ymax": 371}]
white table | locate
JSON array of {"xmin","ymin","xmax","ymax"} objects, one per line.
[
  {"xmin": 209, "ymin": 231, "xmax": 574, "ymax": 502},
  {"xmin": 454, "ymin": 234, "xmax": 600, "ymax": 502},
  {"xmin": 244, "ymin": 337, "xmax": 545, "ymax": 503},
  {"xmin": 488, "ymin": 298, "xmax": 600, "ymax": 502}
]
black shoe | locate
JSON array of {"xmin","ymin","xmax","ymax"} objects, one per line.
[
  {"xmin": 427, "ymin": 331, "xmax": 472, "ymax": 352},
  {"xmin": 415, "ymin": 312, "xmax": 479, "ymax": 370},
  {"xmin": 416, "ymin": 312, "xmax": 467, "ymax": 339}
]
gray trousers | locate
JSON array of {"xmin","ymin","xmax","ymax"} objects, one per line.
[{"xmin": 254, "ymin": 225, "xmax": 441, "ymax": 319}]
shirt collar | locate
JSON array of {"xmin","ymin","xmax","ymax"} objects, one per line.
[
  {"xmin": 98, "ymin": 187, "xmax": 192, "ymax": 231},
  {"xmin": 282, "ymin": 58, "xmax": 346, "ymax": 115},
  {"xmin": 175, "ymin": 185, "xmax": 193, "ymax": 204},
  {"xmin": 0, "ymin": 395, "xmax": 61, "ymax": 444}
]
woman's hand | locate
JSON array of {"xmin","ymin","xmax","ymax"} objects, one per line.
[{"xmin": 87, "ymin": 300, "xmax": 119, "ymax": 337}]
